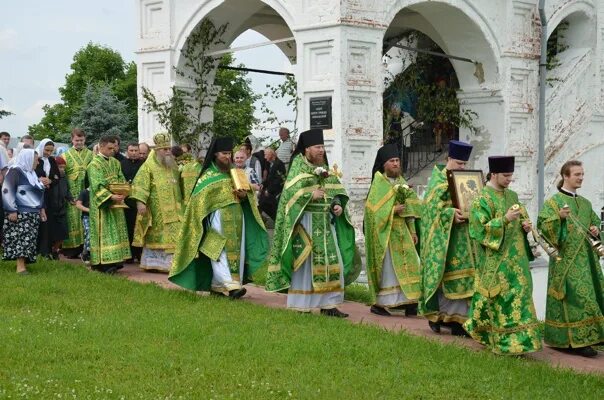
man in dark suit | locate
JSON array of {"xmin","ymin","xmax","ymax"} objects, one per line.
[
  {"xmin": 120, "ymin": 142, "xmax": 143, "ymax": 262},
  {"xmin": 259, "ymin": 148, "xmax": 286, "ymax": 220}
]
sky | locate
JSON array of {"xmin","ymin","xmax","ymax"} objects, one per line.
[{"xmin": 0, "ymin": 0, "xmax": 293, "ymax": 140}]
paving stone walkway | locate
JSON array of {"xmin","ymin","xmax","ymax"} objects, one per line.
[{"xmin": 103, "ymin": 263, "xmax": 604, "ymax": 375}]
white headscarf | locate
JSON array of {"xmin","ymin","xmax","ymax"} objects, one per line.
[
  {"xmin": 9, "ymin": 142, "xmax": 26, "ymax": 166},
  {"xmin": 36, "ymin": 138, "xmax": 53, "ymax": 176},
  {"xmin": 8, "ymin": 149, "xmax": 44, "ymax": 188}
]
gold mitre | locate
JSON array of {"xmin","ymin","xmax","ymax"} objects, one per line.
[{"xmin": 153, "ymin": 132, "xmax": 171, "ymax": 149}]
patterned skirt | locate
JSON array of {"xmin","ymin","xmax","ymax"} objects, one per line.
[{"xmin": 3, "ymin": 212, "xmax": 40, "ymax": 263}]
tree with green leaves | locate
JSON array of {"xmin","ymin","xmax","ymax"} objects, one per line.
[
  {"xmin": 71, "ymin": 83, "xmax": 134, "ymax": 144},
  {"xmin": 258, "ymin": 74, "xmax": 298, "ymax": 142},
  {"xmin": 213, "ymin": 54, "xmax": 260, "ymax": 142},
  {"xmin": 143, "ymin": 20, "xmax": 259, "ymax": 151},
  {"xmin": 0, "ymin": 98, "xmax": 13, "ymax": 120},
  {"xmin": 383, "ymin": 31, "xmax": 478, "ymax": 142},
  {"xmin": 28, "ymin": 43, "xmax": 137, "ymax": 141}
]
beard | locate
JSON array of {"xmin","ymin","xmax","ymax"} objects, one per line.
[
  {"xmin": 215, "ymin": 157, "xmax": 231, "ymax": 171},
  {"xmin": 306, "ymin": 153, "xmax": 325, "ymax": 166},
  {"xmin": 158, "ymin": 153, "xmax": 177, "ymax": 169},
  {"xmin": 385, "ymin": 168, "xmax": 401, "ymax": 178}
]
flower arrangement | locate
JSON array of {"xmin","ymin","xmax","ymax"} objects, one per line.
[
  {"xmin": 393, "ymin": 183, "xmax": 411, "ymax": 204},
  {"xmin": 313, "ymin": 166, "xmax": 329, "ymax": 180}
]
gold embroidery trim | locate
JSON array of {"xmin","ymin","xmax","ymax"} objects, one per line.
[
  {"xmin": 284, "ymin": 173, "xmax": 314, "ymax": 190},
  {"xmin": 286, "ymin": 186, "xmax": 317, "ymax": 213},
  {"xmin": 366, "ymin": 189, "xmax": 395, "ymax": 213},
  {"xmin": 292, "ymin": 225, "xmax": 312, "ymax": 272},
  {"xmin": 545, "ymin": 316, "xmax": 604, "ymax": 329},
  {"xmin": 442, "ymin": 268, "xmax": 475, "ymax": 281}
]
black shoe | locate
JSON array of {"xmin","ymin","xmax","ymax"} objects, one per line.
[
  {"xmin": 570, "ymin": 346, "xmax": 598, "ymax": 358},
  {"xmin": 450, "ymin": 323, "xmax": 471, "ymax": 337},
  {"xmin": 228, "ymin": 288, "xmax": 247, "ymax": 299},
  {"xmin": 104, "ymin": 266, "xmax": 118, "ymax": 275},
  {"xmin": 428, "ymin": 321, "xmax": 441, "ymax": 334},
  {"xmin": 320, "ymin": 308, "xmax": 349, "ymax": 318},
  {"xmin": 370, "ymin": 305, "xmax": 391, "ymax": 316},
  {"xmin": 404, "ymin": 303, "xmax": 418, "ymax": 316}
]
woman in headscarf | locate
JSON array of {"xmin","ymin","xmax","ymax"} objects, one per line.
[
  {"xmin": 35, "ymin": 138, "xmax": 60, "ymax": 259},
  {"xmin": 2, "ymin": 149, "xmax": 46, "ymax": 274}
]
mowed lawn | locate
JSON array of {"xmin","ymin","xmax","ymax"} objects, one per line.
[{"xmin": 0, "ymin": 261, "xmax": 602, "ymax": 399}]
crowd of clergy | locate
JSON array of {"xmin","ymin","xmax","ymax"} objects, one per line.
[{"xmin": 1, "ymin": 126, "xmax": 602, "ymax": 358}]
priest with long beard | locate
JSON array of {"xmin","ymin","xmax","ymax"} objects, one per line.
[
  {"xmin": 264, "ymin": 129, "xmax": 361, "ymax": 317},
  {"xmin": 131, "ymin": 133, "xmax": 184, "ymax": 272}
]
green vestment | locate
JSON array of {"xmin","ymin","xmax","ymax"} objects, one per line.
[
  {"xmin": 61, "ymin": 147, "xmax": 93, "ymax": 249},
  {"xmin": 169, "ymin": 163, "xmax": 268, "ymax": 291},
  {"xmin": 463, "ymin": 186, "xmax": 543, "ymax": 355},
  {"xmin": 131, "ymin": 151, "xmax": 184, "ymax": 252},
  {"xmin": 87, "ymin": 155, "xmax": 131, "ymax": 265},
  {"xmin": 419, "ymin": 166, "xmax": 478, "ymax": 323},
  {"xmin": 364, "ymin": 172, "xmax": 422, "ymax": 302},
  {"xmin": 180, "ymin": 160, "xmax": 202, "ymax": 204},
  {"xmin": 537, "ymin": 192, "xmax": 604, "ymax": 348},
  {"xmin": 265, "ymin": 155, "xmax": 361, "ymax": 292}
]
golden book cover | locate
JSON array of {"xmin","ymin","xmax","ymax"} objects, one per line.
[{"xmin": 230, "ymin": 168, "xmax": 251, "ymax": 191}]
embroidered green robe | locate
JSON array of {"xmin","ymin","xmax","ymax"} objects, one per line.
[
  {"xmin": 180, "ymin": 160, "xmax": 202, "ymax": 204},
  {"xmin": 61, "ymin": 147, "xmax": 93, "ymax": 249},
  {"xmin": 537, "ymin": 192, "xmax": 604, "ymax": 348},
  {"xmin": 169, "ymin": 163, "xmax": 268, "ymax": 291},
  {"xmin": 364, "ymin": 172, "xmax": 422, "ymax": 301},
  {"xmin": 87, "ymin": 155, "xmax": 131, "ymax": 265},
  {"xmin": 265, "ymin": 155, "xmax": 361, "ymax": 292},
  {"xmin": 131, "ymin": 151, "xmax": 184, "ymax": 252},
  {"xmin": 419, "ymin": 166, "xmax": 479, "ymax": 323},
  {"xmin": 463, "ymin": 186, "xmax": 543, "ymax": 355}
]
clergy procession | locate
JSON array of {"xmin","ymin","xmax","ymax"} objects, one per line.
[{"xmin": 1, "ymin": 126, "xmax": 603, "ymax": 359}]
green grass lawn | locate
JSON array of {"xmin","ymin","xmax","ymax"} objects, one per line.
[{"xmin": 1, "ymin": 260, "xmax": 602, "ymax": 399}]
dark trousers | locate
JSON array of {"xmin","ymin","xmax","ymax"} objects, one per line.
[
  {"xmin": 124, "ymin": 201, "xmax": 141, "ymax": 261},
  {"xmin": 259, "ymin": 192, "xmax": 279, "ymax": 220}
]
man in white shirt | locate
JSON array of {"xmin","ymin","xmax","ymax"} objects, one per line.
[{"xmin": 276, "ymin": 127, "xmax": 294, "ymax": 169}]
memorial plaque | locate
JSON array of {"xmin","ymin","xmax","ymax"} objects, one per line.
[{"xmin": 309, "ymin": 96, "xmax": 332, "ymax": 129}]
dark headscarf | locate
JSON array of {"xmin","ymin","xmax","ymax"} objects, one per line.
[{"xmin": 371, "ymin": 144, "xmax": 399, "ymax": 179}]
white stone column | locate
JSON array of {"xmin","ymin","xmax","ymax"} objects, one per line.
[
  {"xmin": 135, "ymin": 0, "xmax": 174, "ymax": 144},
  {"xmin": 294, "ymin": 22, "xmax": 384, "ymax": 232}
]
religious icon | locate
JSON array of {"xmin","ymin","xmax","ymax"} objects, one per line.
[
  {"xmin": 230, "ymin": 168, "xmax": 251, "ymax": 191},
  {"xmin": 447, "ymin": 169, "xmax": 484, "ymax": 219}
]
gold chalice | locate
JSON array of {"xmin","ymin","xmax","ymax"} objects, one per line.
[{"xmin": 108, "ymin": 183, "xmax": 131, "ymax": 209}]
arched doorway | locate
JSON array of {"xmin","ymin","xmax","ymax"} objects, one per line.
[
  {"xmin": 383, "ymin": 1, "xmax": 501, "ymax": 181},
  {"xmin": 383, "ymin": 31, "xmax": 464, "ymax": 178},
  {"xmin": 173, "ymin": 0, "xmax": 297, "ymax": 149}
]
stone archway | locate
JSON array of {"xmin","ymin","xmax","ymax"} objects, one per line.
[
  {"xmin": 383, "ymin": 1, "xmax": 502, "ymax": 173},
  {"xmin": 173, "ymin": 0, "xmax": 297, "ymax": 147},
  {"xmin": 137, "ymin": 0, "xmax": 297, "ymax": 145}
]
